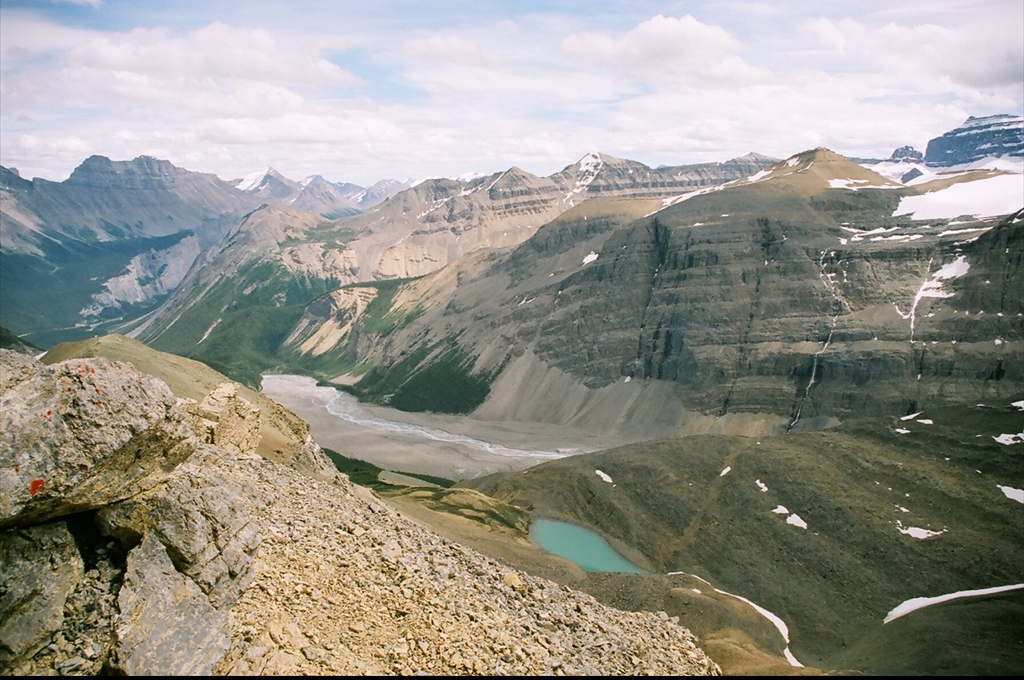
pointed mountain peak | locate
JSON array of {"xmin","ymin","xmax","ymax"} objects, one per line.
[
  {"xmin": 737, "ymin": 148, "xmax": 899, "ymax": 191},
  {"xmin": 235, "ymin": 166, "xmax": 273, "ymax": 192}
]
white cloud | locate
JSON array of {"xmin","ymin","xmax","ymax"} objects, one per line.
[
  {"xmin": 68, "ymin": 22, "xmax": 360, "ymax": 88},
  {"xmin": 404, "ymin": 34, "xmax": 500, "ymax": 68},
  {"xmin": 561, "ymin": 14, "xmax": 764, "ymax": 86},
  {"xmin": 1, "ymin": 4, "xmax": 1021, "ymax": 186},
  {"xmin": 805, "ymin": 15, "xmax": 1023, "ymax": 89}
]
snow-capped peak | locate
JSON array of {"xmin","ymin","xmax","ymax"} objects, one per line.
[
  {"xmin": 958, "ymin": 114, "xmax": 1023, "ymax": 131},
  {"xmin": 450, "ymin": 171, "xmax": 488, "ymax": 183},
  {"xmin": 236, "ymin": 167, "xmax": 273, "ymax": 192},
  {"xmin": 578, "ymin": 152, "xmax": 602, "ymax": 175}
]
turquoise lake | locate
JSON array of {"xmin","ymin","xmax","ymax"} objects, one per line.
[{"xmin": 529, "ymin": 517, "xmax": 648, "ymax": 574}]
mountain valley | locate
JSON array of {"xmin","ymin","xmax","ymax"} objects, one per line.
[{"xmin": 2, "ymin": 114, "xmax": 1022, "ymax": 676}]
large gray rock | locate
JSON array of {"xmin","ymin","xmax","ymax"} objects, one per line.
[
  {"xmin": 113, "ymin": 533, "xmax": 231, "ymax": 675},
  {"xmin": 0, "ymin": 353, "xmax": 197, "ymax": 529},
  {"xmin": 0, "ymin": 349, "xmax": 39, "ymax": 393},
  {"xmin": 98, "ymin": 444, "xmax": 262, "ymax": 609},
  {"xmin": 0, "ymin": 521, "xmax": 84, "ymax": 669}
]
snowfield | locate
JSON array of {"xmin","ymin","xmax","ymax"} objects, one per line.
[{"xmin": 894, "ymin": 174, "xmax": 1023, "ymax": 220}]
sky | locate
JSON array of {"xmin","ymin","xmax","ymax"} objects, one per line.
[{"xmin": 1, "ymin": 0, "xmax": 1022, "ymax": 186}]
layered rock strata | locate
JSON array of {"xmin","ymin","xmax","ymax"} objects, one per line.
[{"xmin": 925, "ymin": 115, "xmax": 1024, "ymax": 166}]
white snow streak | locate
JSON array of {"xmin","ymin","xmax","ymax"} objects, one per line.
[
  {"xmin": 595, "ymin": 469, "xmax": 614, "ymax": 484},
  {"xmin": 997, "ymin": 485, "xmax": 1024, "ymax": 503},
  {"xmin": 582, "ymin": 251, "xmax": 599, "ymax": 265},
  {"xmin": 786, "ymin": 514, "xmax": 808, "ymax": 529},
  {"xmin": 719, "ymin": 466, "xmax": 732, "ymax": 477},
  {"xmin": 711, "ymin": 587, "xmax": 804, "ymax": 667},
  {"xmin": 884, "ymin": 584, "xmax": 1024, "ymax": 624},
  {"xmin": 827, "ymin": 178, "xmax": 873, "ymax": 190},
  {"xmin": 895, "ymin": 256, "xmax": 970, "ymax": 342}
]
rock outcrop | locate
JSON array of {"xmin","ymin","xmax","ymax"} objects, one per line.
[
  {"xmin": 889, "ymin": 145, "xmax": 924, "ymax": 162},
  {"xmin": 0, "ymin": 354, "xmax": 197, "ymax": 529},
  {"xmin": 0, "ymin": 522, "xmax": 84, "ymax": 667},
  {"xmin": 924, "ymin": 114, "xmax": 1024, "ymax": 166},
  {"xmin": 0, "ymin": 349, "xmax": 720, "ymax": 676}
]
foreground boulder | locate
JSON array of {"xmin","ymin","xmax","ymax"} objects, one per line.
[
  {"xmin": 97, "ymin": 444, "xmax": 263, "ymax": 610},
  {"xmin": 0, "ymin": 350, "xmax": 197, "ymax": 529}
]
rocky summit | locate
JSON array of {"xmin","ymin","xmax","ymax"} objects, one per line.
[
  {"xmin": 924, "ymin": 114, "xmax": 1024, "ymax": 166},
  {"xmin": 0, "ymin": 349, "xmax": 719, "ymax": 676}
]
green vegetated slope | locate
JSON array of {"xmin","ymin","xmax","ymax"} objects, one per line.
[
  {"xmin": 0, "ymin": 231, "xmax": 195, "ymax": 347},
  {"xmin": 146, "ymin": 259, "xmax": 340, "ymax": 388},
  {"xmin": 460, "ymin": 402, "xmax": 1024, "ymax": 673},
  {"xmin": 341, "ymin": 335, "xmax": 499, "ymax": 414}
]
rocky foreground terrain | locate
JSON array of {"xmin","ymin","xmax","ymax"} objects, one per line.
[{"xmin": 0, "ymin": 349, "xmax": 719, "ymax": 676}]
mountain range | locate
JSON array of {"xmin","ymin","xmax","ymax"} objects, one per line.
[
  {"xmin": 0, "ymin": 159, "xmax": 407, "ymax": 345},
  {"xmin": 1, "ymin": 114, "xmax": 1022, "ymax": 676},
  {"xmin": 231, "ymin": 167, "xmax": 408, "ymax": 216}
]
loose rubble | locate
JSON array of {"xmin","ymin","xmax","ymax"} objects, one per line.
[{"xmin": 0, "ymin": 350, "xmax": 719, "ymax": 676}]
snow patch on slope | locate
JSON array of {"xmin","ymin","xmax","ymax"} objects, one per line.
[
  {"xmin": 564, "ymin": 152, "xmax": 603, "ymax": 204},
  {"xmin": 894, "ymin": 174, "xmax": 1023, "ymax": 220},
  {"xmin": 997, "ymin": 485, "xmax": 1024, "ymax": 503},
  {"xmin": 894, "ymin": 255, "xmax": 970, "ymax": 341},
  {"xmin": 896, "ymin": 520, "xmax": 946, "ymax": 539},
  {"xmin": 884, "ymin": 583, "xmax": 1024, "ymax": 624},
  {"xmin": 236, "ymin": 167, "xmax": 271, "ymax": 192}
]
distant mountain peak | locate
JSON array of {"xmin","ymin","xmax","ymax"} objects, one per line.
[
  {"xmin": 235, "ymin": 166, "xmax": 274, "ymax": 192},
  {"xmin": 889, "ymin": 145, "xmax": 924, "ymax": 162},
  {"xmin": 737, "ymin": 147, "xmax": 898, "ymax": 191},
  {"xmin": 925, "ymin": 114, "xmax": 1024, "ymax": 166}
]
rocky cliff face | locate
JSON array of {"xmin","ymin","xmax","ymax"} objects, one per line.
[
  {"xmin": 130, "ymin": 152, "xmax": 776, "ymax": 362},
  {"xmin": 0, "ymin": 349, "xmax": 720, "ymax": 676},
  {"xmin": 924, "ymin": 115, "xmax": 1024, "ymax": 166},
  {"xmin": 2, "ymin": 156, "xmax": 257, "ymax": 253},
  {"xmin": 0, "ymin": 156, "xmax": 261, "ymax": 344},
  {"xmin": 313, "ymin": 149, "xmax": 1021, "ymax": 432}
]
